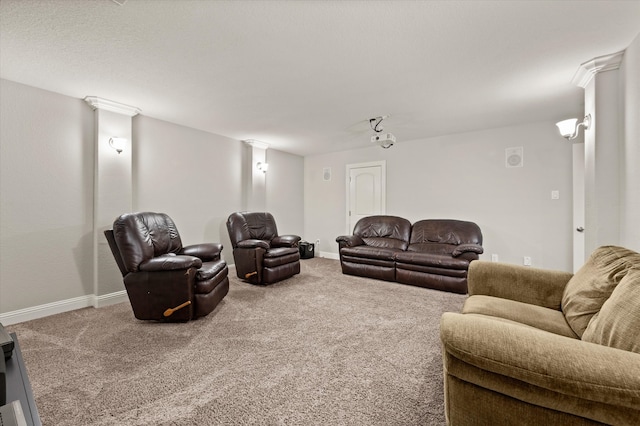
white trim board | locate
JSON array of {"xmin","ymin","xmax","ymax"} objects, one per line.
[{"xmin": 0, "ymin": 291, "xmax": 129, "ymax": 326}]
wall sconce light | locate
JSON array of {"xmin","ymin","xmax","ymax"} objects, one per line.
[
  {"xmin": 109, "ymin": 137, "xmax": 126, "ymax": 154},
  {"xmin": 556, "ymin": 114, "xmax": 591, "ymax": 140},
  {"xmin": 256, "ymin": 162, "xmax": 269, "ymax": 173}
]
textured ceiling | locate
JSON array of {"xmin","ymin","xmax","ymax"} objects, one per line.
[{"xmin": 1, "ymin": 0, "xmax": 639, "ymax": 156}]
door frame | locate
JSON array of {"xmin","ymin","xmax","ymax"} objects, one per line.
[{"xmin": 345, "ymin": 160, "xmax": 387, "ymax": 234}]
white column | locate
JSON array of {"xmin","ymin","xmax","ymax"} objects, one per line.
[
  {"xmin": 243, "ymin": 139, "xmax": 269, "ymax": 212},
  {"xmin": 572, "ymin": 52, "xmax": 623, "ymax": 257},
  {"xmin": 84, "ymin": 96, "xmax": 141, "ymax": 301}
]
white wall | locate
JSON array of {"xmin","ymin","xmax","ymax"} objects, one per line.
[
  {"xmin": 619, "ymin": 33, "xmax": 640, "ymax": 252},
  {"xmin": 133, "ymin": 116, "xmax": 244, "ymax": 263},
  {"xmin": 0, "ymin": 79, "xmax": 94, "ymax": 312},
  {"xmin": 305, "ymin": 121, "xmax": 575, "ymax": 271},
  {"xmin": 266, "ymin": 149, "xmax": 305, "ymax": 238}
]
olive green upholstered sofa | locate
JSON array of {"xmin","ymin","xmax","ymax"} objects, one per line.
[{"xmin": 440, "ymin": 245, "xmax": 640, "ymax": 425}]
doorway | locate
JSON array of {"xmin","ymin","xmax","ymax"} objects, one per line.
[{"xmin": 346, "ymin": 161, "xmax": 386, "ymax": 233}]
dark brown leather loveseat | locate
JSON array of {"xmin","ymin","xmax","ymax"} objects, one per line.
[{"xmin": 336, "ymin": 216, "xmax": 483, "ymax": 293}]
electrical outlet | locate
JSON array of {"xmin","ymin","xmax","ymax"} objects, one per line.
[
  {"xmin": 551, "ymin": 190, "xmax": 559, "ymax": 200},
  {"xmin": 315, "ymin": 239, "xmax": 320, "ymax": 249},
  {"xmin": 491, "ymin": 254, "xmax": 499, "ymax": 262},
  {"xmin": 523, "ymin": 256, "xmax": 532, "ymax": 266}
]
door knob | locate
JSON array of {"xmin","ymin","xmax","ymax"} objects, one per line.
[{"xmin": 576, "ymin": 227, "xmax": 584, "ymax": 232}]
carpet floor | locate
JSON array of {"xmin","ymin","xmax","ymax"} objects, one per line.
[{"xmin": 8, "ymin": 257, "xmax": 467, "ymax": 425}]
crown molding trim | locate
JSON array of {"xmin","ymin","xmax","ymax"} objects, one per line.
[
  {"xmin": 571, "ymin": 51, "xmax": 625, "ymax": 88},
  {"xmin": 84, "ymin": 96, "xmax": 141, "ymax": 116}
]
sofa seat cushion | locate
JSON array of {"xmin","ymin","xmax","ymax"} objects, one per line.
[
  {"xmin": 562, "ymin": 245, "xmax": 640, "ymax": 337},
  {"xmin": 340, "ymin": 245, "xmax": 402, "ymax": 261},
  {"xmin": 395, "ymin": 251, "xmax": 470, "ymax": 270},
  {"xmin": 463, "ymin": 295, "xmax": 578, "ymax": 338},
  {"xmin": 582, "ymin": 268, "xmax": 640, "ymax": 354}
]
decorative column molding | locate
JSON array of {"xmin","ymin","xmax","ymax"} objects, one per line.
[
  {"xmin": 243, "ymin": 139, "xmax": 270, "ymax": 150},
  {"xmin": 572, "ymin": 52, "xmax": 622, "ymax": 259},
  {"xmin": 571, "ymin": 51, "xmax": 624, "ymax": 88},
  {"xmin": 86, "ymin": 96, "xmax": 139, "ymax": 303},
  {"xmin": 242, "ymin": 139, "xmax": 269, "ymax": 211},
  {"xmin": 84, "ymin": 96, "xmax": 141, "ymax": 117}
]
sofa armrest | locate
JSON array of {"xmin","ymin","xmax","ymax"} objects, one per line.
[
  {"xmin": 452, "ymin": 243, "xmax": 484, "ymax": 257},
  {"xmin": 467, "ymin": 261, "xmax": 572, "ymax": 310},
  {"xmin": 237, "ymin": 239, "xmax": 270, "ymax": 249},
  {"xmin": 441, "ymin": 313, "xmax": 640, "ymax": 415},
  {"xmin": 336, "ymin": 235, "xmax": 364, "ymax": 247},
  {"xmin": 271, "ymin": 235, "xmax": 301, "ymax": 247},
  {"xmin": 139, "ymin": 254, "xmax": 202, "ymax": 272},
  {"xmin": 181, "ymin": 243, "xmax": 222, "ymax": 261}
]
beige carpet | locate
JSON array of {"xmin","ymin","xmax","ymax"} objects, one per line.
[{"xmin": 8, "ymin": 257, "xmax": 466, "ymax": 425}]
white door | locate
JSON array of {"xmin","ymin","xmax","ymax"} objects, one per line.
[
  {"xmin": 573, "ymin": 143, "xmax": 585, "ymax": 272},
  {"xmin": 346, "ymin": 161, "xmax": 386, "ymax": 233}
]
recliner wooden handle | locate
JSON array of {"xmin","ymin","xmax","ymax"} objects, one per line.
[
  {"xmin": 163, "ymin": 301, "xmax": 192, "ymax": 317},
  {"xmin": 245, "ymin": 271, "xmax": 257, "ymax": 278}
]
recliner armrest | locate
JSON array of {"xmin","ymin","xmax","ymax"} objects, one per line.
[
  {"xmin": 336, "ymin": 235, "xmax": 364, "ymax": 247},
  {"xmin": 468, "ymin": 261, "xmax": 572, "ymax": 309},
  {"xmin": 181, "ymin": 243, "xmax": 222, "ymax": 261},
  {"xmin": 139, "ymin": 254, "xmax": 203, "ymax": 272},
  {"xmin": 441, "ymin": 313, "xmax": 640, "ymax": 422},
  {"xmin": 237, "ymin": 239, "xmax": 270, "ymax": 249},
  {"xmin": 271, "ymin": 235, "xmax": 301, "ymax": 247}
]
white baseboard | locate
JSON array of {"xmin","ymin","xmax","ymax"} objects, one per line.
[
  {"xmin": 317, "ymin": 251, "xmax": 339, "ymax": 260},
  {"xmin": 0, "ymin": 255, "xmax": 341, "ymax": 326},
  {"xmin": 0, "ymin": 290, "xmax": 129, "ymax": 326}
]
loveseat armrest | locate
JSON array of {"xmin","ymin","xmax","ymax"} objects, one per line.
[
  {"xmin": 139, "ymin": 254, "xmax": 203, "ymax": 272},
  {"xmin": 468, "ymin": 261, "xmax": 572, "ymax": 310},
  {"xmin": 271, "ymin": 235, "xmax": 301, "ymax": 248},
  {"xmin": 181, "ymin": 243, "xmax": 222, "ymax": 261},
  {"xmin": 441, "ymin": 313, "xmax": 640, "ymax": 423},
  {"xmin": 452, "ymin": 243, "xmax": 484, "ymax": 257},
  {"xmin": 237, "ymin": 239, "xmax": 270, "ymax": 249},
  {"xmin": 336, "ymin": 235, "xmax": 364, "ymax": 248}
]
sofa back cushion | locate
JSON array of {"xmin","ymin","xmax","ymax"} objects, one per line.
[
  {"xmin": 562, "ymin": 246, "xmax": 640, "ymax": 337},
  {"xmin": 581, "ymin": 268, "xmax": 640, "ymax": 353},
  {"xmin": 408, "ymin": 220, "xmax": 482, "ymax": 254},
  {"xmin": 353, "ymin": 215, "xmax": 411, "ymax": 251}
]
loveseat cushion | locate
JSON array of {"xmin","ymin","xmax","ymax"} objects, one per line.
[
  {"xmin": 582, "ymin": 268, "xmax": 640, "ymax": 354},
  {"xmin": 352, "ymin": 215, "xmax": 412, "ymax": 251},
  {"xmin": 562, "ymin": 246, "xmax": 640, "ymax": 337},
  {"xmin": 463, "ymin": 295, "xmax": 578, "ymax": 338}
]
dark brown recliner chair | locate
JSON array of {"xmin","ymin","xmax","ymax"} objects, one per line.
[
  {"xmin": 104, "ymin": 212, "xmax": 229, "ymax": 321},
  {"xmin": 226, "ymin": 212, "xmax": 301, "ymax": 285}
]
